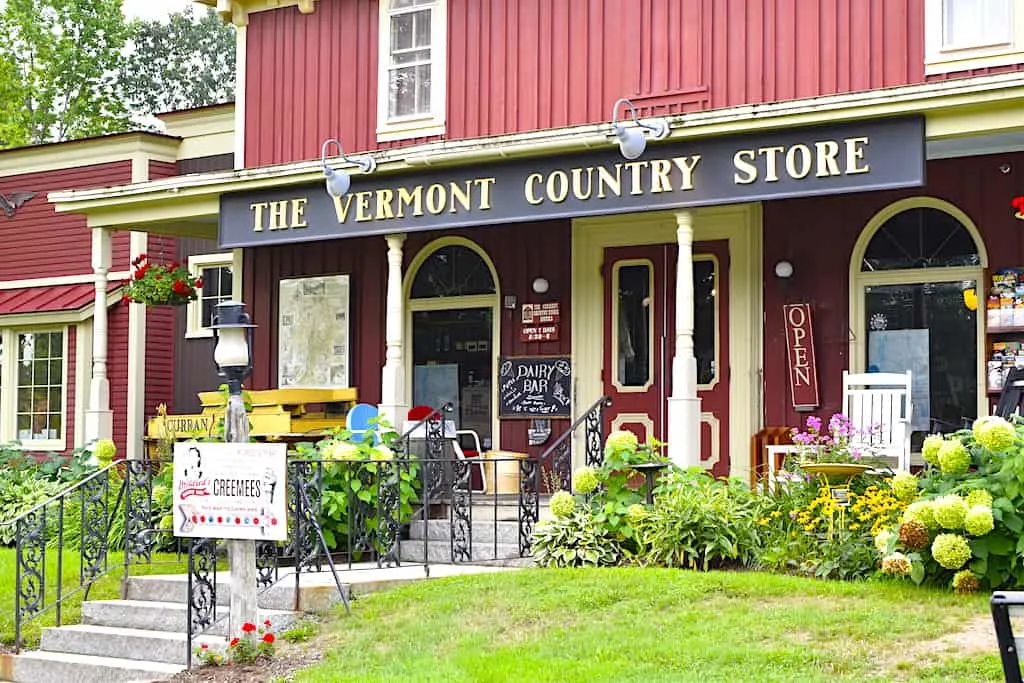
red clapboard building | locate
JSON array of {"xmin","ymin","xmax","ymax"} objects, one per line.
[{"xmin": 48, "ymin": 0, "xmax": 1024, "ymax": 480}]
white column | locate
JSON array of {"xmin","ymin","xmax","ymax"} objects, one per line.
[
  {"xmin": 667, "ymin": 209, "xmax": 701, "ymax": 467},
  {"xmin": 379, "ymin": 234, "xmax": 407, "ymax": 427},
  {"xmin": 126, "ymin": 232, "xmax": 149, "ymax": 461},
  {"xmin": 85, "ymin": 228, "xmax": 114, "ymax": 446}
]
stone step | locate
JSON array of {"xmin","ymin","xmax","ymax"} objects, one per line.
[
  {"xmin": 408, "ymin": 519, "xmax": 522, "ymax": 545},
  {"xmin": 124, "ymin": 573, "xmax": 348, "ymax": 612},
  {"xmin": 398, "ymin": 540, "xmax": 524, "ymax": 564},
  {"xmin": 1, "ymin": 650, "xmax": 184, "ymax": 683},
  {"xmin": 81, "ymin": 599, "xmax": 298, "ymax": 636},
  {"xmin": 40, "ymin": 624, "xmax": 225, "ymax": 666}
]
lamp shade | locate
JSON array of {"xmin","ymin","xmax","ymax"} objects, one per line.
[
  {"xmin": 214, "ymin": 327, "xmax": 249, "ymax": 369},
  {"xmin": 210, "ymin": 300, "xmax": 256, "ymax": 370},
  {"xmin": 324, "ymin": 166, "xmax": 351, "ymax": 198},
  {"xmin": 615, "ymin": 125, "xmax": 647, "ymax": 160}
]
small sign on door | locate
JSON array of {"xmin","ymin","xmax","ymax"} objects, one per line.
[{"xmin": 521, "ymin": 303, "xmax": 560, "ymax": 342}]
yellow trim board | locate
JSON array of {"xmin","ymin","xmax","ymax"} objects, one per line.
[{"xmin": 2, "ymin": 134, "xmax": 179, "ymax": 179}]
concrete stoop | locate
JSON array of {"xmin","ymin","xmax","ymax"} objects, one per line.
[{"xmin": 0, "ymin": 575, "xmax": 313, "ymax": 683}]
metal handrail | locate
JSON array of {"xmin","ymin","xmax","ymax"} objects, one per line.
[
  {"xmin": 538, "ymin": 396, "xmax": 611, "ymax": 462},
  {"xmin": 0, "ymin": 460, "xmax": 118, "ymax": 528}
]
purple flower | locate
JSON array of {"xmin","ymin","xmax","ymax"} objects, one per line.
[{"xmin": 806, "ymin": 416, "xmax": 822, "ymax": 432}]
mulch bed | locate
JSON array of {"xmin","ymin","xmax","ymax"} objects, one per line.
[{"xmin": 152, "ymin": 646, "xmax": 324, "ymax": 683}]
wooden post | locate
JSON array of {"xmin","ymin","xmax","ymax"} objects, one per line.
[{"xmin": 225, "ymin": 391, "xmax": 257, "ymax": 636}]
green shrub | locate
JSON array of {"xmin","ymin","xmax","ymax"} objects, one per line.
[
  {"xmin": 632, "ymin": 468, "xmax": 760, "ymax": 570},
  {"xmin": 0, "ymin": 472, "xmax": 63, "ymax": 544},
  {"xmin": 292, "ymin": 418, "xmax": 421, "ymax": 555},
  {"xmin": 531, "ymin": 510, "xmax": 623, "ymax": 568}
]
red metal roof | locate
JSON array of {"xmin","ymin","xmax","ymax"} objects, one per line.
[{"xmin": 0, "ymin": 282, "xmax": 121, "ymax": 315}]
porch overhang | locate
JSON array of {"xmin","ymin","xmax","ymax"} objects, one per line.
[{"xmin": 50, "ymin": 71, "xmax": 1024, "ymax": 240}]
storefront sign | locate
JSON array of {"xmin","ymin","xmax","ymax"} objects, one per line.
[
  {"xmin": 219, "ymin": 116, "xmax": 925, "ymax": 248},
  {"xmin": 172, "ymin": 442, "xmax": 288, "ymax": 541},
  {"xmin": 499, "ymin": 355, "xmax": 572, "ymax": 418},
  {"xmin": 783, "ymin": 303, "xmax": 820, "ymax": 411},
  {"xmin": 521, "ymin": 303, "xmax": 561, "ymax": 342}
]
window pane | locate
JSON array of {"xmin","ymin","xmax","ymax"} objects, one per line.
[
  {"xmin": 694, "ymin": 260, "xmax": 716, "ymax": 384},
  {"xmin": 943, "ymin": 0, "xmax": 1011, "ymax": 47},
  {"xmin": 413, "ymin": 9, "xmax": 431, "ymax": 47},
  {"xmin": 197, "ymin": 264, "xmax": 234, "ymax": 329},
  {"xmin": 389, "ymin": 67, "xmax": 419, "ymax": 117},
  {"xmin": 617, "ymin": 264, "xmax": 651, "ymax": 387},
  {"xmin": 390, "ymin": 13, "xmax": 414, "ymax": 51},
  {"xmin": 865, "ymin": 281, "xmax": 977, "ymax": 445},
  {"xmin": 16, "ymin": 330, "xmax": 64, "ymax": 441},
  {"xmin": 410, "ymin": 245, "xmax": 496, "ymax": 298},
  {"xmin": 392, "ymin": 48, "xmax": 430, "ymax": 65},
  {"xmin": 862, "ymin": 208, "xmax": 979, "ymax": 272}
]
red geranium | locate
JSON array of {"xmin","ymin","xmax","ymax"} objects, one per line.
[
  {"xmin": 241, "ymin": 622, "xmax": 257, "ymax": 633},
  {"xmin": 229, "ymin": 637, "xmax": 240, "ymax": 647},
  {"xmin": 123, "ymin": 254, "xmax": 201, "ymax": 306},
  {"xmin": 262, "ymin": 633, "xmax": 275, "ymax": 644}
]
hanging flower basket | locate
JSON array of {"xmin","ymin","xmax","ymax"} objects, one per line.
[
  {"xmin": 122, "ymin": 254, "xmax": 202, "ymax": 307},
  {"xmin": 1012, "ymin": 196, "xmax": 1024, "ymax": 221}
]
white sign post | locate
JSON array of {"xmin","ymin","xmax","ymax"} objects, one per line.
[{"xmin": 173, "ymin": 440, "xmax": 287, "ymax": 637}]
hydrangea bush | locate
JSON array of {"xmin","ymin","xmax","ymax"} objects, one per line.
[{"xmin": 872, "ymin": 414, "xmax": 1022, "ymax": 591}]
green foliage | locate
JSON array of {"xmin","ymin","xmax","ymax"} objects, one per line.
[
  {"xmin": 292, "ymin": 418, "xmax": 421, "ymax": 554},
  {"xmin": 0, "ymin": 0, "xmax": 132, "ymax": 147},
  {"xmin": 632, "ymin": 468, "xmax": 761, "ymax": 570},
  {"xmin": 118, "ymin": 6, "xmax": 236, "ymax": 119},
  {"xmin": 281, "ymin": 617, "xmax": 320, "ymax": 643},
  {"xmin": 531, "ymin": 510, "xmax": 623, "ymax": 568},
  {"xmin": 0, "ymin": 472, "xmax": 62, "ymax": 544}
]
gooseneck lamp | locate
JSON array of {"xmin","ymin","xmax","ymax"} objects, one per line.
[
  {"xmin": 210, "ymin": 300, "xmax": 257, "ymax": 395},
  {"xmin": 610, "ymin": 98, "xmax": 671, "ymax": 160},
  {"xmin": 320, "ymin": 138, "xmax": 378, "ymax": 198}
]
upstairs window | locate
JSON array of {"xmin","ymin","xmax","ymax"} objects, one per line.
[
  {"xmin": 377, "ymin": 0, "xmax": 447, "ymax": 142},
  {"xmin": 926, "ymin": 0, "xmax": 1024, "ymax": 74},
  {"xmin": 186, "ymin": 253, "xmax": 235, "ymax": 339}
]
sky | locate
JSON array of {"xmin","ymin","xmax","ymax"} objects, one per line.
[{"xmin": 122, "ymin": 0, "xmax": 197, "ymax": 20}]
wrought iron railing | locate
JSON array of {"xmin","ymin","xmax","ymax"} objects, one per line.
[
  {"xmin": 537, "ymin": 396, "xmax": 612, "ymax": 491},
  {"xmin": 5, "ymin": 462, "xmax": 124, "ymax": 651}
]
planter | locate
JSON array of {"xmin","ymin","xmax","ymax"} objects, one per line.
[{"xmin": 800, "ymin": 462, "xmax": 873, "ymax": 484}]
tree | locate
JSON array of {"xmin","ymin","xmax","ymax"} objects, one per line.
[
  {"xmin": 0, "ymin": 0, "xmax": 133, "ymax": 147},
  {"xmin": 119, "ymin": 6, "xmax": 236, "ymax": 118}
]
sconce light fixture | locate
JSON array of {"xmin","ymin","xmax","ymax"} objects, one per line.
[
  {"xmin": 210, "ymin": 300, "xmax": 257, "ymax": 396},
  {"xmin": 774, "ymin": 260, "xmax": 794, "ymax": 279},
  {"xmin": 532, "ymin": 277, "xmax": 550, "ymax": 295},
  {"xmin": 610, "ymin": 98, "xmax": 670, "ymax": 160},
  {"xmin": 320, "ymin": 138, "xmax": 377, "ymax": 198}
]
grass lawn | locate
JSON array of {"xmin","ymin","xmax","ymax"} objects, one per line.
[
  {"xmin": 0, "ymin": 547, "xmax": 192, "ymax": 649},
  {"xmin": 293, "ymin": 568, "xmax": 1004, "ymax": 683}
]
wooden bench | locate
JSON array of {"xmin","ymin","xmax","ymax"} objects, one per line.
[{"xmin": 991, "ymin": 591, "xmax": 1024, "ymax": 682}]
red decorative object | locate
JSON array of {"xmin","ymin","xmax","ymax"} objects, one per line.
[
  {"xmin": 122, "ymin": 254, "xmax": 201, "ymax": 306},
  {"xmin": 783, "ymin": 303, "xmax": 820, "ymax": 410},
  {"xmin": 1012, "ymin": 196, "xmax": 1024, "ymax": 220}
]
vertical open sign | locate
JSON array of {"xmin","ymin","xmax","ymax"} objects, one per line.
[{"xmin": 783, "ymin": 303, "xmax": 820, "ymax": 411}]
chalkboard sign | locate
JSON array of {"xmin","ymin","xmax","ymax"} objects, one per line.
[{"xmin": 498, "ymin": 356, "xmax": 572, "ymax": 419}]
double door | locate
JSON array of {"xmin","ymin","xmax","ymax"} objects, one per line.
[{"xmin": 602, "ymin": 241, "xmax": 730, "ymax": 476}]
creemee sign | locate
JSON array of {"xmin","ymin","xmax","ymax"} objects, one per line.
[{"xmin": 172, "ymin": 442, "xmax": 287, "ymax": 541}]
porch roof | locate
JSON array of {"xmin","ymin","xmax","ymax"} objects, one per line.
[
  {"xmin": 48, "ymin": 71, "xmax": 1024, "ymax": 240},
  {"xmin": 0, "ymin": 282, "xmax": 121, "ymax": 318}
]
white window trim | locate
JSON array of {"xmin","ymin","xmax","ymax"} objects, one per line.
[
  {"xmin": 186, "ymin": 253, "xmax": 236, "ymax": 339},
  {"xmin": 0, "ymin": 326, "xmax": 69, "ymax": 452},
  {"xmin": 925, "ymin": 0, "xmax": 1024, "ymax": 75},
  {"xmin": 376, "ymin": 0, "xmax": 447, "ymax": 142}
]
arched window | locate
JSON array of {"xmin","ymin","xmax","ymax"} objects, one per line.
[
  {"xmin": 852, "ymin": 200, "xmax": 986, "ymax": 444},
  {"xmin": 410, "ymin": 245, "xmax": 496, "ymax": 298},
  {"xmin": 861, "ymin": 207, "xmax": 979, "ymax": 271}
]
